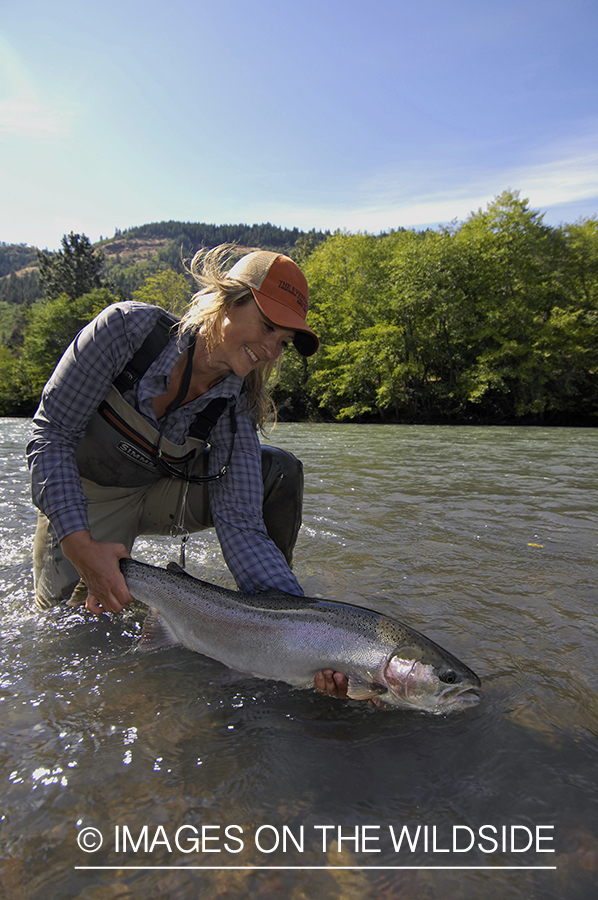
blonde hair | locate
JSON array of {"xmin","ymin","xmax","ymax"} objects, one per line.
[{"xmin": 181, "ymin": 244, "xmax": 280, "ymax": 427}]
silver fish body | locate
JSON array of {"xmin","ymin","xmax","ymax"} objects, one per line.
[{"xmin": 121, "ymin": 559, "xmax": 481, "ymax": 713}]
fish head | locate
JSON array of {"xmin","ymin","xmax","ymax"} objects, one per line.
[{"xmin": 382, "ymin": 640, "xmax": 482, "ymax": 713}]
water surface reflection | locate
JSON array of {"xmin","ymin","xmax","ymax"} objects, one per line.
[{"xmin": 1, "ymin": 420, "xmax": 597, "ymax": 899}]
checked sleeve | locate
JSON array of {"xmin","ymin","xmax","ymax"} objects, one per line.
[{"xmin": 207, "ymin": 410, "xmax": 304, "ymax": 597}]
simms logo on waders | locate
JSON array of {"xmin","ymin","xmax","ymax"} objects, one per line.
[{"xmin": 117, "ymin": 441, "xmax": 158, "ymax": 470}]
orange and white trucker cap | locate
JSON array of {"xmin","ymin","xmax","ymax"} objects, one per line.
[{"xmin": 227, "ymin": 251, "xmax": 319, "ymax": 356}]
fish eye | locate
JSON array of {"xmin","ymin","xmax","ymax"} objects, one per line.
[{"xmin": 439, "ymin": 669, "xmax": 458, "ymax": 684}]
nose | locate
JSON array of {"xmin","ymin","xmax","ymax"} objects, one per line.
[{"xmin": 263, "ymin": 332, "xmax": 284, "ymax": 360}]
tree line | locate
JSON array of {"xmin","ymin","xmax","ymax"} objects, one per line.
[
  {"xmin": 0, "ymin": 191, "xmax": 596, "ymax": 424},
  {"xmin": 100, "ymin": 222, "xmax": 330, "ymax": 299},
  {"xmin": 0, "ymin": 220, "xmax": 331, "ymax": 307},
  {"xmin": 0, "ymin": 242, "xmax": 38, "ymax": 279},
  {"xmin": 274, "ymin": 191, "xmax": 598, "ymax": 425},
  {"xmin": 120, "ymin": 220, "xmax": 330, "ymax": 253}
]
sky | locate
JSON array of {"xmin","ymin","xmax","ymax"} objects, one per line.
[{"xmin": 1, "ymin": 0, "xmax": 597, "ymax": 250}]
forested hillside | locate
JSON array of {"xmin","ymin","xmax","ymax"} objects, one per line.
[
  {"xmin": 0, "ymin": 242, "xmax": 38, "ymax": 278},
  {"xmin": 0, "ymin": 219, "xmax": 329, "ymax": 367},
  {"xmin": 120, "ymin": 220, "xmax": 325, "ymax": 251},
  {"xmin": 0, "ymin": 219, "xmax": 329, "ymax": 306},
  {"xmin": 1, "ymin": 193, "xmax": 597, "ymax": 424}
]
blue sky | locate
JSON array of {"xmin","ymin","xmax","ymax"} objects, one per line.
[{"xmin": 1, "ymin": 0, "xmax": 597, "ymax": 250}]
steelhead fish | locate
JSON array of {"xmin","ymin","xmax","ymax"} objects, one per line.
[{"xmin": 121, "ymin": 559, "xmax": 481, "ymax": 713}]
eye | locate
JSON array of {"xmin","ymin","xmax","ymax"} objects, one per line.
[{"xmin": 439, "ymin": 669, "xmax": 457, "ymax": 684}]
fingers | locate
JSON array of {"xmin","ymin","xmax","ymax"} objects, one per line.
[
  {"xmin": 314, "ymin": 670, "xmax": 349, "ymax": 699},
  {"xmin": 313, "ymin": 672, "xmax": 385, "ymax": 706},
  {"xmin": 83, "ymin": 565, "xmax": 133, "ymax": 616},
  {"xmin": 61, "ymin": 532, "xmax": 134, "ymax": 616},
  {"xmin": 86, "ymin": 594, "xmax": 108, "ymax": 616},
  {"xmin": 85, "ymin": 589, "xmax": 129, "ymax": 616}
]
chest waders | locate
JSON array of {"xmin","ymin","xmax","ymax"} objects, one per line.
[
  {"xmin": 33, "ymin": 312, "xmax": 303, "ymax": 609},
  {"xmin": 74, "ymin": 386, "xmax": 219, "ymax": 487}
]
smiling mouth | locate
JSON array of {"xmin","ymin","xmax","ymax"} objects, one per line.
[{"xmin": 244, "ymin": 345, "xmax": 259, "ymax": 364}]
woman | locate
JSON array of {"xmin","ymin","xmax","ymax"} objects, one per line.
[{"xmin": 27, "ymin": 245, "xmax": 346, "ymax": 698}]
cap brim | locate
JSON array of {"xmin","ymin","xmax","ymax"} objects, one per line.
[{"xmin": 251, "ymin": 289, "xmax": 319, "ymax": 356}]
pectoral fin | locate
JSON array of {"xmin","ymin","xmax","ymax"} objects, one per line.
[
  {"xmin": 346, "ymin": 675, "xmax": 388, "ymax": 701},
  {"xmin": 138, "ymin": 609, "xmax": 182, "ymax": 653}
]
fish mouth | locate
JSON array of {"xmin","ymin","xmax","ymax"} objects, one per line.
[{"xmin": 439, "ymin": 685, "xmax": 482, "ymax": 706}]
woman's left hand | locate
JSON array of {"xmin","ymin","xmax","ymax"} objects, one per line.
[{"xmin": 314, "ymin": 670, "xmax": 348, "ymax": 698}]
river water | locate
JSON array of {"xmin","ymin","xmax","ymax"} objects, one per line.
[{"xmin": 1, "ymin": 418, "xmax": 597, "ymax": 900}]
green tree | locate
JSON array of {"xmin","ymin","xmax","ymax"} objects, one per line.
[
  {"xmin": 300, "ymin": 231, "xmax": 395, "ymax": 418},
  {"xmin": 17, "ymin": 288, "xmax": 117, "ymax": 407},
  {"xmin": 558, "ymin": 217, "xmax": 598, "ymax": 307},
  {"xmin": 456, "ymin": 192, "xmax": 579, "ymax": 419},
  {"xmin": 37, "ymin": 232, "xmax": 107, "ymax": 301},
  {"xmin": 132, "ymin": 270, "xmax": 191, "ymax": 316},
  {"xmin": 280, "ymin": 192, "xmax": 598, "ymax": 424},
  {"xmin": 0, "ymin": 345, "xmax": 24, "ymax": 415}
]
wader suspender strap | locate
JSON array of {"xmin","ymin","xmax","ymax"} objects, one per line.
[
  {"xmin": 188, "ymin": 396, "xmax": 229, "ymax": 441},
  {"xmin": 153, "ymin": 332, "xmax": 239, "ymax": 482},
  {"xmin": 113, "ymin": 312, "xmax": 178, "ymax": 394},
  {"xmin": 110, "ymin": 311, "xmax": 230, "ymax": 445},
  {"xmin": 101, "ymin": 311, "xmax": 238, "ymax": 569}
]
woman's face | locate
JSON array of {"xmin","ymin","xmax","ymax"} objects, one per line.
[{"xmin": 216, "ymin": 297, "xmax": 296, "ymax": 377}]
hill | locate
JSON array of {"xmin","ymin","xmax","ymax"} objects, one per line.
[
  {"xmin": 118, "ymin": 220, "xmax": 326, "ymax": 253},
  {"xmin": 0, "ymin": 220, "xmax": 330, "ymax": 313},
  {"xmin": 0, "ymin": 242, "xmax": 38, "ymax": 278}
]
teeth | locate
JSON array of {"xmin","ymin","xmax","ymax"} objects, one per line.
[{"xmin": 245, "ymin": 346, "xmax": 259, "ymax": 363}]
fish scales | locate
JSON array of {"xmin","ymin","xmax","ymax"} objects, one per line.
[
  {"xmin": 131, "ymin": 568, "xmax": 389, "ymax": 683},
  {"xmin": 121, "ymin": 558, "xmax": 481, "ymax": 712}
]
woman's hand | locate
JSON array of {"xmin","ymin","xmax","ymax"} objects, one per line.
[
  {"xmin": 61, "ymin": 530, "xmax": 133, "ymax": 615},
  {"xmin": 314, "ymin": 670, "xmax": 349, "ymax": 698}
]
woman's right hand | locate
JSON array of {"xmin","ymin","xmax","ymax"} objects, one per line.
[{"xmin": 61, "ymin": 530, "xmax": 133, "ymax": 615}]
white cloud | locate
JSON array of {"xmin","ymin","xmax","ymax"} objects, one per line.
[
  {"xmin": 510, "ymin": 138, "xmax": 598, "ymax": 210},
  {"xmin": 262, "ymin": 129, "xmax": 598, "ymax": 234},
  {"xmin": 0, "ymin": 96, "xmax": 75, "ymax": 141}
]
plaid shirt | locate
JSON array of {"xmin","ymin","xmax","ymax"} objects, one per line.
[{"xmin": 27, "ymin": 301, "xmax": 303, "ymax": 596}]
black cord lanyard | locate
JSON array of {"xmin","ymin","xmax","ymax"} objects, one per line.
[
  {"xmin": 162, "ymin": 333, "xmax": 197, "ymax": 419},
  {"xmin": 157, "ymin": 402, "xmax": 237, "ymax": 483},
  {"xmin": 155, "ymin": 337, "xmax": 238, "ymax": 484}
]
